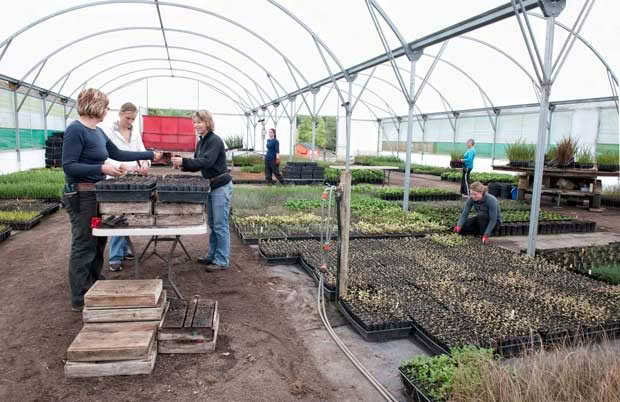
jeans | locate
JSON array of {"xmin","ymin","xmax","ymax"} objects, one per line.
[
  {"xmin": 109, "ymin": 236, "xmax": 129, "ymax": 264},
  {"xmin": 460, "ymin": 167, "xmax": 473, "ymax": 195},
  {"xmin": 265, "ymin": 158, "xmax": 283, "ymax": 184},
  {"xmin": 206, "ymin": 181, "xmax": 233, "ymax": 266},
  {"xmin": 64, "ymin": 191, "xmax": 106, "ymax": 307}
]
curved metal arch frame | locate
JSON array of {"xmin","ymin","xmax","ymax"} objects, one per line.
[
  {"xmin": 1, "ymin": 0, "xmax": 316, "ymax": 95},
  {"xmin": 49, "ymin": 44, "xmax": 274, "ymax": 107},
  {"xmin": 23, "ymin": 26, "xmax": 292, "ymax": 101},
  {"xmin": 96, "ymin": 67, "xmax": 253, "ymax": 110},
  {"xmin": 68, "ymin": 58, "xmax": 264, "ymax": 108},
  {"xmin": 105, "ymin": 74, "xmax": 248, "ymax": 115}
]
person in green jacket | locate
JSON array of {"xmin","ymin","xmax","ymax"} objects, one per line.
[
  {"xmin": 454, "ymin": 182, "xmax": 502, "ymax": 244},
  {"xmin": 460, "ymin": 138, "xmax": 476, "ymax": 196}
]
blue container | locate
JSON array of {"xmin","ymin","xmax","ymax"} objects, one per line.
[{"xmin": 511, "ymin": 186, "xmax": 518, "ymax": 200}]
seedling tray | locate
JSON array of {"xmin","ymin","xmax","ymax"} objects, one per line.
[
  {"xmin": 0, "ymin": 227, "xmax": 11, "ymax": 244},
  {"xmin": 4, "ymin": 214, "xmax": 43, "ymax": 231},
  {"xmin": 257, "ymin": 246, "xmax": 300, "ymax": 265},
  {"xmin": 157, "ymin": 190, "xmax": 209, "ymax": 203},
  {"xmin": 298, "ymin": 255, "xmax": 337, "ymax": 301},
  {"xmin": 409, "ymin": 319, "xmax": 450, "ymax": 356},
  {"xmin": 337, "ymin": 299, "xmax": 413, "ymax": 342},
  {"xmin": 40, "ymin": 203, "xmax": 61, "ymax": 216},
  {"xmin": 399, "ymin": 368, "xmax": 434, "ymax": 402}
]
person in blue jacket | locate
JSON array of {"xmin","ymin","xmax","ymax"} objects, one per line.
[
  {"xmin": 265, "ymin": 128, "xmax": 284, "ymax": 184},
  {"xmin": 461, "ymin": 138, "xmax": 476, "ymax": 196}
]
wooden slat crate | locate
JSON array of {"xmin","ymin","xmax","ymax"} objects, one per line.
[
  {"xmin": 154, "ymin": 203, "xmax": 204, "ymax": 215},
  {"xmin": 99, "ymin": 201, "xmax": 153, "ymax": 215},
  {"xmin": 83, "ymin": 291, "xmax": 168, "ymax": 323},
  {"xmin": 158, "ymin": 296, "xmax": 219, "ymax": 353},
  {"xmin": 101, "ymin": 214, "xmax": 155, "ymax": 227},
  {"xmin": 84, "ymin": 280, "xmax": 163, "ymax": 309},
  {"xmin": 66, "ymin": 325, "xmax": 156, "ymax": 362},
  {"xmin": 155, "ymin": 214, "xmax": 205, "ymax": 227}
]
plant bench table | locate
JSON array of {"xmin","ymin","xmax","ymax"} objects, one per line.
[
  {"xmin": 92, "ymin": 224, "xmax": 208, "ymax": 300},
  {"xmin": 492, "ymin": 165, "xmax": 618, "ymax": 210},
  {"xmin": 329, "ymin": 165, "xmax": 401, "ymax": 186}
]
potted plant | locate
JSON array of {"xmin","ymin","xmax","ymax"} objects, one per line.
[
  {"xmin": 597, "ymin": 149, "xmax": 620, "ymax": 172},
  {"xmin": 575, "ymin": 145, "xmax": 594, "ymax": 169},
  {"xmin": 224, "ymin": 135, "xmax": 244, "ymax": 150},
  {"xmin": 555, "ymin": 136, "xmax": 577, "ymax": 168},
  {"xmin": 449, "ymin": 151, "xmax": 464, "ymax": 169},
  {"xmin": 505, "ymin": 139, "xmax": 535, "ymax": 167},
  {"xmin": 544, "ymin": 145, "xmax": 558, "ymax": 166}
]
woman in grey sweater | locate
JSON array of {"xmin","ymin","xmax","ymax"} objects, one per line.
[{"xmin": 454, "ymin": 182, "xmax": 502, "ymax": 244}]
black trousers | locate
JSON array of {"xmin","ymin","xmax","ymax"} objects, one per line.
[
  {"xmin": 460, "ymin": 167, "xmax": 472, "ymax": 195},
  {"xmin": 64, "ymin": 191, "xmax": 107, "ymax": 306},
  {"xmin": 265, "ymin": 158, "xmax": 283, "ymax": 184},
  {"xmin": 459, "ymin": 215, "xmax": 500, "ymax": 236}
]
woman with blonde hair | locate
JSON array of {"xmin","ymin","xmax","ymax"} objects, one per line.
[
  {"xmin": 171, "ymin": 110, "xmax": 232, "ymax": 271},
  {"xmin": 62, "ymin": 88, "xmax": 161, "ymax": 311},
  {"xmin": 101, "ymin": 102, "xmax": 151, "ymax": 271},
  {"xmin": 454, "ymin": 182, "xmax": 502, "ymax": 244}
]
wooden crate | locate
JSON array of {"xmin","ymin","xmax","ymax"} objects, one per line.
[
  {"xmin": 99, "ymin": 201, "xmax": 153, "ymax": 215},
  {"xmin": 65, "ymin": 339, "xmax": 157, "ymax": 378},
  {"xmin": 66, "ymin": 324, "xmax": 156, "ymax": 362},
  {"xmin": 154, "ymin": 202, "xmax": 204, "ymax": 215},
  {"xmin": 156, "ymin": 214, "xmax": 205, "ymax": 227},
  {"xmin": 83, "ymin": 291, "xmax": 168, "ymax": 323},
  {"xmin": 84, "ymin": 279, "xmax": 163, "ymax": 309},
  {"xmin": 101, "ymin": 214, "xmax": 155, "ymax": 227},
  {"xmin": 158, "ymin": 296, "xmax": 219, "ymax": 354}
]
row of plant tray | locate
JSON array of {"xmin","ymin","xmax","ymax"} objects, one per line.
[
  {"xmin": 0, "ymin": 226, "xmax": 11, "ymax": 244},
  {"xmin": 495, "ymin": 219, "xmax": 596, "ymax": 236},
  {"xmin": 1, "ymin": 214, "xmax": 43, "ymax": 230},
  {"xmin": 377, "ymin": 193, "xmax": 461, "ymax": 202},
  {"xmin": 337, "ymin": 299, "xmax": 413, "ymax": 342}
]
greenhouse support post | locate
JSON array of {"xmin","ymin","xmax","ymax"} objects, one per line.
[
  {"xmin": 376, "ymin": 118, "xmax": 381, "ymax": 155},
  {"xmin": 402, "ymin": 52, "xmax": 422, "ymax": 211},
  {"xmin": 338, "ymin": 169, "xmax": 352, "ymax": 299},
  {"xmin": 527, "ymin": 14, "xmax": 557, "ymax": 256},
  {"xmin": 13, "ymin": 89, "xmax": 21, "ymax": 168}
]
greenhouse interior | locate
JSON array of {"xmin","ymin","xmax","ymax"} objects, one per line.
[{"xmin": 0, "ymin": 1, "xmax": 619, "ymax": 401}]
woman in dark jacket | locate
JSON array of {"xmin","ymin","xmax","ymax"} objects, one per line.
[
  {"xmin": 454, "ymin": 182, "xmax": 502, "ymax": 244},
  {"xmin": 62, "ymin": 88, "xmax": 161, "ymax": 312},
  {"xmin": 171, "ymin": 110, "xmax": 233, "ymax": 271},
  {"xmin": 265, "ymin": 128, "xmax": 284, "ymax": 184}
]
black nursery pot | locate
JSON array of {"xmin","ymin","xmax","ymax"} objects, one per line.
[{"xmin": 597, "ymin": 164, "xmax": 620, "ymax": 172}]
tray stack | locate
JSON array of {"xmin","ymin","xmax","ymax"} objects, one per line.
[
  {"xmin": 65, "ymin": 280, "xmax": 166, "ymax": 378},
  {"xmin": 96, "ymin": 176, "xmax": 209, "ymax": 227}
]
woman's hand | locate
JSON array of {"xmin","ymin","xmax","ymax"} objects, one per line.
[
  {"xmin": 102, "ymin": 164, "xmax": 123, "ymax": 177},
  {"xmin": 152, "ymin": 151, "xmax": 163, "ymax": 162},
  {"xmin": 171, "ymin": 156, "xmax": 183, "ymax": 169},
  {"xmin": 137, "ymin": 165, "xmax": 150, "ymax": 175}
]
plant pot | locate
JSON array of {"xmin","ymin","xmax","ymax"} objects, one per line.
[
  {"xmin": 597, "ymin": 164, "xmax": 619, "ymax": 172},
  {"xmin": 449, "ymin": 160, "xmax": 464, "ymax": 169},
  {"xmin": 508, "ymin": 161, "xmax": 529, "ymax": 168}
]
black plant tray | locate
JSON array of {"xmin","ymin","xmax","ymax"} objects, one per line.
[
  {"xmin": 95, "ymin": 189, "xmax": 154, "ymax": 202},
  {"xmin": 4, "ymin": 214, "xmax": 43, "ymax": 231},
  {"xmin": 157, "ymin": 190, "xmax": 209, "ymax": 203},
  {"xmin": 40, "ymin": 203, "xmax": 60, "ymax": 216},
  {"xmin": 298, "ymin": 255, "xmax": 336, "ymax": 301},
  {"xmin": 257, "ymin": 246, "xmax": 300, "ymax": 265},
  {"xmin": 399, "ymin": 367, "xmax": 434, "ymax": 402},
  {"xmin": 337, "ymin": 299, "xmax": 413, "ymax": 342},
  {"xmin": 409, "ymin": 319, "xmax": 451, "ymax": 356},
  {"xmin": 488, "ymin": 333, "xmax": 543, "ymax": 359},
  {"xmin": 0, "ymin": 227, "xmax": 11, "ymax": 244}
]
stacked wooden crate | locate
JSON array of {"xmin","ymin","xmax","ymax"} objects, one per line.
[
  {"xmin": 159, "ymin": 296, "xmax": 219, "ymax": 354},
  {"xmin": 64, "ymin": 280, "xmax": 167, "ymax": 378},
  {"xmin": 99, "ymin": 201, "xmax": 205, "ymax": 227}
]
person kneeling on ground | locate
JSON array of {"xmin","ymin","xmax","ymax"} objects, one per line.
[{"xmin": 453, "ymin": 182, "xmax": 502, "ymax": 244}]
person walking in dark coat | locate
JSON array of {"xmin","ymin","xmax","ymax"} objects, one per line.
[{"xmin": 265, "ymin": 128, "xmax": 284, "ymax": 184}]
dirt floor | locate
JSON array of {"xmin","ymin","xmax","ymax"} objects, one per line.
[{"xmin": 0, "ymin": 210, "xmax": 354, "ymax": 401}]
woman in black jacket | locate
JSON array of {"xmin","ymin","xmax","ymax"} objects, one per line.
[{"xmin": 171, "ymin": 110, "xmax": 233, "ymax": 271}]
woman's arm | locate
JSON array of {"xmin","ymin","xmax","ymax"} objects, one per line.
[
  {"xmin": 183, "ymin": 138, "xmax": 222, "ymax": 171},
  {"xmin": 106, "ymin": 135, "xmax": 153, "ymax": 162},
  {"xmin": 457, "ymin": 198, "xmax": 473, "ymax": 227},
  {"xmin": 484, "ymin": 197, "xmax": 499, "ymax": 235}
]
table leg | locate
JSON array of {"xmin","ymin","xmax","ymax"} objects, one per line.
[
  {"xmin": 177, "ymin": 237, "xmax": 192, "ymax": 261},
  {"xmin": 167, "ymin": 236, "xmax": 183, "ymax": 299},
  {"xmin": 138, "ymin": 236, "xmax": 155, "ymax": 262},
  {"xmin": 126, "ymin": 237, "xmax": 140, "ymax": 278}
]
